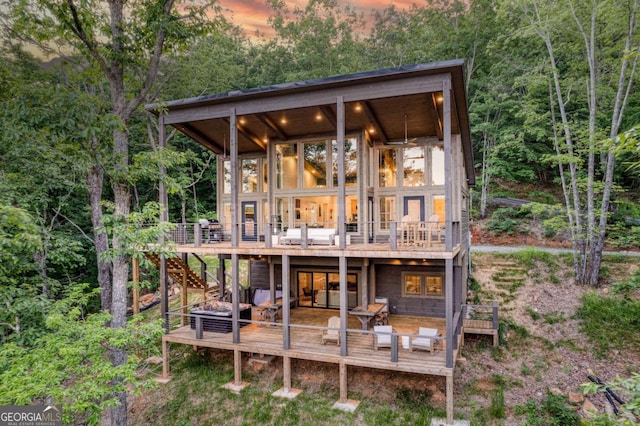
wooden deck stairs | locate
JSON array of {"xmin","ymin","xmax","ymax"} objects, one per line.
[{"xmin": 144, "ymin": 253, "xmax": 218, "ymax": 298}]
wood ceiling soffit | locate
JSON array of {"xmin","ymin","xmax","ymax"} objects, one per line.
[
  {"xmin": 319, "ymin": 105, "xmax": 337, "ymax": 129},
  {"xmin": 223, "ymin": 118, "xmax": 266, "ymax": 151},
  {"xmin": 428, "ymin": 93, "xmax": 443, "ymax": 141},
  {"xmin": 361, "ymin": 101, "xmax": 388, "ymax": 143},
  {"xmin": 256, "ymin": 113, "xmax": 289, "ymax": 141},
  {"xmin": 176, "ymin": 123, "xmax": 222, "ymax": 154}
]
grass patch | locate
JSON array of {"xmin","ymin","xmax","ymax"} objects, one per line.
[
  {"xmin": 514, "ymin": 392, "xmax": 580, "ymax": 425},
  {"xmin": 488, "ymin": 374, "xmax": 506, "ymax": 420},
  {"xmin": 576, "ymin": 293, "xmax": 640, "ymax": 355},
  {"xmin": 542, "ymin": 311, "xmax": 566, "ymax": 325},
  {"xmin": 498, "ymin": 317, "xmax": 530, "ymax": 346},
  {"xmin": 526, "ymin": 307, "xmax": 540, "ymax": 321},
  {"xmin": 508, "ymin": 247, "xmax": 558, "ymax": 270}
]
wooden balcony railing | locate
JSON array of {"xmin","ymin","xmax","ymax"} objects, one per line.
[{"xmin": 162, "ymin": 219, "xmax": 466, "ymax": 252}]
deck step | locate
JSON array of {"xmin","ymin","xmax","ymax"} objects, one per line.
[{"xmin": 144, "ymin": 253, "xmax": 215, "ymax": 292}]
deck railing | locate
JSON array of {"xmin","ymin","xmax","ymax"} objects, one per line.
[
  {"xmin": 462, "ymin": 302, "xmax": 499, "ymax": 331},
  {"xmin": 163, "ymin": 219, "xmax": 460, "ymax": 251},
  {"xmin": 165, "ymin": 307, "xmax": 447, "ymax": 364}
]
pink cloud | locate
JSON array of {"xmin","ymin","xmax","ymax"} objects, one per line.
[{"xmin": 218, "ymin": 0, "xmax": 417, "ymax": 38}]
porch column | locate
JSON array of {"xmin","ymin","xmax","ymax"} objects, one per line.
[
  {"xmin": 445, "ymin": 258, "xmax": 454, "ymax": 368},
  {"xmin": 230, "ymin": 108, "xmax": 239, "ymax": 247},
  {"xmin": 336, "ymin": 96, "xmax": 346, "ymax": 250},
  {"xmin": 218, "ymin": 254, "xmax": 226, "ymax": 300},
  {"xmin": 361, "ymin": 258, "xmax": 368, "ymax": 309},
  {"xmin": 339, "ymin": 255, "xmax": 348, "ymax": 357},
  {"xmin": 282, "ymin": 254, "xmax": 290, "ymax": 349},
  {"xmin": 232, "ymin": 253, "xmax": 240, "ymax": 343},
  {"xmin": 181, "ymin": 253, "xmax": 189, "ymax": 326},
  {"xmin": 443, "ymin": 78, "xmax": 453, "ymax": 251},
  {"xmin": 158, "ymin": 114, "xmax": 170, "ymax": 332},
  {"xmin": 270, "ymin": 262, "xmax": 276, "ymax": 304}
]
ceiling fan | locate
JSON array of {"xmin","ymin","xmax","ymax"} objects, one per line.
[{"xmin": 387, "ymin": 113, "xmax": 418, "ymax": 146}]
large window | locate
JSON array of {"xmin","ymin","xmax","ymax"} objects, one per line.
[
  {"xmin": 276, "ymin": 144, "xmax": 297, "ymax": 190},
  {"xmin": 402, "ymin": 272, "xmax": 443, "ymax": 298},
  {"xmin": 332, "ymin": 138, "xmax": 358, "ymax": 186},
  {"xmin": 431, "ymin": 144, "xmax": 445, "ymax": 185},
  {"xmin": 378, "ymin": 149, "xmax": 396, "ymax": 187},
  {"xmin": 242, "ymin": 159, "xmax": 258, "ymax": 193},
  {"xmin": 403, "ymin": 146, "xmax": 425, "ymax": 187},
  {"xmin": 379, "ymin": 196, "xmax": 396, "ymax": 230},
  {"xmin": 223, "ymin": 161, "xmax": 231, "ymax": 194},
  {"xmin": 297, "ymin": 270, "xmax": 358, "ymax": 309},
  {"xmin": 303, "ymin": 141, "xmax": 327, "ymax": 188}
]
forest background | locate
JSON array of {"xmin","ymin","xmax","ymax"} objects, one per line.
[{"xmin": 0, "ymin": 0, "xmax": 639, "ymax": 424}]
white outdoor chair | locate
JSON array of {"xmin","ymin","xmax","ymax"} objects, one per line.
[
  {"xmin": 373, "ymin": 325, "xmax": 394, "ymax": 350},
  {"xmin": 322, "ymin": 316, "xmax": 341, "ymax": 345},
  {"xmin": 410, "ymin": 327, "xmax": 439, "ymax": 353}
]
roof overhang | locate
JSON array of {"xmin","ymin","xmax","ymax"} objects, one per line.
[{"xmin": 147, "ymin": 59, "xmax": 475, "ymax": 185}]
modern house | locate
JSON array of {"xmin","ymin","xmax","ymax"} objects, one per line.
[{"xmin": 146, "ymin": 59, "xmax": 493, "ymax": 425}]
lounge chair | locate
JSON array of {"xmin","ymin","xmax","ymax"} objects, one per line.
[
  {"xmin": 410, "ymin": 327, "xmax": 439, "ymax": 353},
  {"xmin": 373, "ymin": 325, "xmax": 394, "ymax": 350},
  {"xmin": 322, "ymin": 316, "xmax": 340, "ymax": 345}
]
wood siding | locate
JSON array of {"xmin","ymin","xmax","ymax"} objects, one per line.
[{"xmin": 375, "ymin": 263, "xmax": 446, "ymax": 317}]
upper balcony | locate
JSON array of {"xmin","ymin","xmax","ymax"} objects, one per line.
[{"xmin": 165, "ymin": 218, "xmax": 468, "ymax": 259}]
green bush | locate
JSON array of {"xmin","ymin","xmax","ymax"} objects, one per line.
[
  {"xmin": 576, "ymin": 293, "xmax": 640, "ymax": 354},
  {"xmin": 487, "ymin": 208, "xmax": 522, "ymax": 235},
  {"xmin": 515, "ymin": 392, "xmax": 580, "ymax": 425},
  {"xmin": 607, "ymin": 224, "xmax": 640, "ymax": 249}
]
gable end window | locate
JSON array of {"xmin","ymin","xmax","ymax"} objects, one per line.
[{"xmin": 401, "ymin": 272, "xmax": 444, "ymax": 298}]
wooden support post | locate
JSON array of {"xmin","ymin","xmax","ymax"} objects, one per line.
[
  {"xmin": 283, "ymin": 356, "xmax": 291, "ymax": 392},
  {"xmin": 273, "ymin": 355, "xmax": 302, "ymax": 399},
  {"xmin": 132, "ymin": 257, "xmax": 140, "ymax": 315},
  {"xmin": 446, "ymin": 374, "xmax": 454, "ymax": 425},
  {"xmin": 282, "ymin": 255, "xmax": 290, "ymax": 349},
  {"xmin": 331, "ymin": 362, "xmax": 360, "ymax": 412},
  {"xmin": 339, "ymin": 255, "xmax": 347, "ymax": 357},
  {"xmin": 181, "ymin": 267, "xmax": 188, "ymax": 327},
  {"xmin": 156, "ymin": 338, "xmax": 171, "ymax": 384},
  {"xmin": 223, "ymin": 349, "xmax": 248, "ymax": 393},
  {"xmin": 339, "ymin": 362, "xmax": 347, "ymax": 404},
  {"xmin": 234, "ymin": 349, "xmax": 242, "ymax": 385},
  {"xmin": 232, "ymin": 253, "xmax": 240, "ymax": 344}
]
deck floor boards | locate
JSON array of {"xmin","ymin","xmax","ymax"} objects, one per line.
[{"xmin": 164, "ymin": 307, "xmax": 453, "ymax": 376}]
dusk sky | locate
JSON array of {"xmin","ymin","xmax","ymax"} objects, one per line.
[{"xmin": 216, "ymin": 0, "xmax": 417, "ymax": 37}]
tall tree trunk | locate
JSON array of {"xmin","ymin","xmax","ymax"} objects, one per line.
[
  {"xmin": 87, "ymin": 164, "xmax": 112, "ymax": 312},
  {"xmin": 110, "ymin": 128, "xmax": 131, "ymax": 426}
]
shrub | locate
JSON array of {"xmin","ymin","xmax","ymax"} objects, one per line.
[
  {"xmin": 487, "ymin": 208, "xmax": 522, "ymax": 235},
  {"xmin": 516, "ymin": 392, "xmax": 580, "ymax": 425}
]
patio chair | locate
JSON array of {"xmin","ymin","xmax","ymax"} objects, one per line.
[
  {"xmin": 427, "ymin": 214, "xmax": 442, "ymax": 245},
  {"xmin": 410, "ymin": 327, "xmax": 439, "ymax": 353},
  {"xmin": 322, "ymin": 316, "xmax": 341, "ymax": 345},
  {"xmin": 373, "ymin": 325, "xmax": 394, "ymax": 350}
]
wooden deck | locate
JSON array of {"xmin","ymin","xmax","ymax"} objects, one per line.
[
  {"xmin": 163, "ymin": 307, "xmax": 455, "ymax": 377},
  {"xmin": 173, "ymin": 240, "xmax": 460, "ymax": 260}
]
